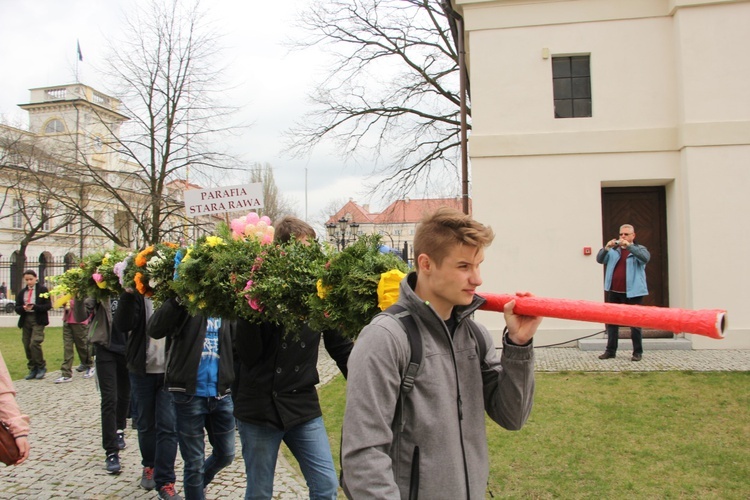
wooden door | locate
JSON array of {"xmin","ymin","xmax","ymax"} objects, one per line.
[{"xmin": 601, "ymin": 187, "xmax": 668, "ymax": 308}]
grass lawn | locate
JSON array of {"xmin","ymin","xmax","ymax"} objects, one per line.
[
  {"xmin": 0, "ymin": 326, "xmax": 66, "ymax": 379},
  {"xmin": 316, "ymin": 370, "xmax": 750, "ymax": 499}
]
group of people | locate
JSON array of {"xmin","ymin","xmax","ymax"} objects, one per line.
[
  {"xmin": 4, "ymin": 209, "xmax": 652, "ymax": 499},
  {"xmin": 84, "ymin": 216, "xmax": 356, "ymax": 500}
]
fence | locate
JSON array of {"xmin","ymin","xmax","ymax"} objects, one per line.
[{"xmin": 0, "ymin": 256, "xmax": 74, "ymax": 316}]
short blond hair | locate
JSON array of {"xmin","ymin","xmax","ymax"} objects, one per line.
[{"xmin": 413, "ymin": 207, "xmax": 494, "ymax": 268}]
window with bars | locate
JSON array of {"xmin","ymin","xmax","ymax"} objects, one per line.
[
  {"xmin": 12, "ymin": 199, "xmax": 23, "ymax": 229},
  {"xmin": 41, "ymin": 203, "xmax": 50, "ymax": 231},
  {"xmin": 552, "ymin": 55, "xmax": 592, "ymax": 118}
]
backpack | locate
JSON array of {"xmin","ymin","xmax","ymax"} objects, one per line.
[
  {"xmin": 383, "ymin": 304, "xmax": 490, "ymax": 396},
  {"xmin": 340, "ymin": 306, "xmax": 492, "ymax": 499}
]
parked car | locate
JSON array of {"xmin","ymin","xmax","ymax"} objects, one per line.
[{"xmin": 0, "ymin": 298, "xmax": 15, "ymax": 314}]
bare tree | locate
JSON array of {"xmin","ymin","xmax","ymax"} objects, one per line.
[
  {"xmin": 73, "ymin": 0, "xmax": 238, "ymax": 246},
  {"xmin": 247, "ymin": 162, "xmax": 298, "ymax": 224},
  {"xmin": 288, "ymin": 0, "xmax": 465, "ymax": 198},
  {"xmin": 0, "ymin": 128, "xmax": 81, "ymax": 288}
]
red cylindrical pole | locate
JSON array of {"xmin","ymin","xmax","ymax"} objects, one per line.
[{"xmin": 478, "ymin": 294, "xmax": 726, "ymax": 340}]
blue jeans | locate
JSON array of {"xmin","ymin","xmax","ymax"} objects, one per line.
[
  {"xmin": 173, "ymin": 393, "xmax": 235, "ymax": 500},
  {"xmin": 237, "ymin": 416, "xmax": 338, "ymax": 500},
  {"xmin": 130, "ymin": 373, "xmax": 178, "ymax": 488}
]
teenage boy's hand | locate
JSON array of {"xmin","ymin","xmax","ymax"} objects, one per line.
[{"xmin": 503, "ymin": 292, "xmax": 542, "ymax": 345}]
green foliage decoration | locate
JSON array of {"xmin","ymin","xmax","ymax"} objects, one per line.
[
  {"xmin": 308, "ymin": 235, "xmax": 409, "ymax": 339},
  {"xmin": 172, "ymin": 225, "xmax": 264, "ymax": 319},
  {"xmin": 238, "ymin": 239, "xmax": 328, "ymax": 335}
]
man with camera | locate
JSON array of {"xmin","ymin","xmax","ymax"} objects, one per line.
[{"xmin": 596, "ymin": 224, "xmax": 650, "ymax": 361}]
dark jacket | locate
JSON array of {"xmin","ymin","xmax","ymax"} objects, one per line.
[
  {"xmin": 15, "ymin": 283, "xmax": 52, "ymax": 328},
  {"xmin": 90, "ymin": 296, "xmax": 128, "ymax": 354},
  {"xmin": 233, "ymin": 321, "xmax": 352, "ymax": 430},
  {"xmin": 115, "ymin": 292, "xmax": 153, "ymax": 375},
  {"xmin": 148, "ymin": 298, "xmax": 235, "ymax": 396}
]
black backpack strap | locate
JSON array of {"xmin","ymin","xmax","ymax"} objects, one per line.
[{"xmin": 384, "ymin": 304, "xmax": 422, "ymax": 394}]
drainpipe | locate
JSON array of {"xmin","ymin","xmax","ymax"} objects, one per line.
[{"xmin": 457, "ymin": 15, "xmax": 469, "ymax": 215}]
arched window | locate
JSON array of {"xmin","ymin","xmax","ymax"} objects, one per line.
[
  {"xmin": 64, "ymin": 252, "xmax": 77, "ymax": 271},
  {"xmin": 38, "ymin": 251, "xmax": 53, "ymax": 285},
  {"xmin": 44, "ymin": 119, "xmax": 65, "ymax": 134}
]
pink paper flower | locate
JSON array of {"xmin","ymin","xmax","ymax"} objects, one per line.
[
  {"xmin": 246, "ymin": 212, "xmax": 260, "ymax": 225},
  {"xmin": 92, "ymin": 272, "xmax": 103, "ymax": 283}
]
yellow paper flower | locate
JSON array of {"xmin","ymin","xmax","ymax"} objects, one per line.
[
  {"xmin": 96, "ymin": 280, "xmax": 108, "ymax": 289},
  {"xmin": 205, "ymin": 236, "xmax": 225, "ymax": 248},
  {"xmin": 316, "ymin": 279, "xmax": 332, "ymax": 300},
  {"xmin": 53, "ymin": 293, "xmax": 73, "ymax": 309},
  {"xmin": 377, "ymin": 269, "xmax": 406, "ymax": 311}
]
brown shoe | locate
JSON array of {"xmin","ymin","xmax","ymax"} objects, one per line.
[
  {"xmin": 631, "ymin": 353, "xmax": 642, "ymax": 361},
  {"xmin": 598, "ymin": 352, "xmax": 616, "ymax": 360}
]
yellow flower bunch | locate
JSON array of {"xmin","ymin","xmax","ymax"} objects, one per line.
[
  {"xmin": 377, "ymin": 269, "xmax": 406, "ymax": 310},
  {"xmin": 205, "ymin": 236, "xmax": 225, "ymax": 248}
]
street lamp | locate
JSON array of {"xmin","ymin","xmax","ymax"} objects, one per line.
[{"xmin": 326, "ymin": 216, "xmax": 359, "ymax": 250}]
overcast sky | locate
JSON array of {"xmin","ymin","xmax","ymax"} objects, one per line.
[{"xmin": 0, "ymin": 0, "xmax": 382, "ymax": 224}]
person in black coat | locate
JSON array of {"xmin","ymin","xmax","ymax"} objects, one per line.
[
  {"xmin": 233, "ymin": 216, "xmax": 353, "ymax": 500},
  {"xmin": 15, "ymin": 270, "xmax": 51, "ymax": 380},
  {"xmin": 148, "ymin": 297, "xmax": 236, "ymax": 500}
]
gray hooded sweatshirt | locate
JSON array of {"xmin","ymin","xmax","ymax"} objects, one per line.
[{"xmin": 341, "ymin": 273, "xmax": 535, "ymax": 499}]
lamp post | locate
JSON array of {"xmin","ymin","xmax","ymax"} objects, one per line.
[{"xmin": 326, "ymin": 216, "xmax": 359, "ymax": 250}]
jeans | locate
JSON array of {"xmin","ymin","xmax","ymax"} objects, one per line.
[
  {"xmin": 96, "ymin": 347, "xmax": 130, "ymax": 455},
  {"xmin": 237, "ymin": 416, "xmax": 338, "ymax": 500},
  {"xmin": 605, "ymin": 291, "xmax": 645, "ymax": 355},
  {"xmin": 173, "ymin": 393, "xmax": 235, "ymax": 500},
  {"xmin": 130, "ymin": 373, "xmax": 178, "ymax": 488}
]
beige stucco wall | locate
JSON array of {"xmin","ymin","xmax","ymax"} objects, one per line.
[{"xmin": 457, "ymin": 0, "xmax": 750, "ymax": 348}]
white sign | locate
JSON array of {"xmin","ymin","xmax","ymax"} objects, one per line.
[{"xmin": 183, "ymin": 183, "xmax": 264, "ymax": 217}]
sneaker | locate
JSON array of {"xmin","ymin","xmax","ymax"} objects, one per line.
[
  {"xmin": 631, "ymin": 353, "xmax": 643, "ymax": 362},
  {"xmin": 116, "ymin": 429, "xmax": 126, "ymax": 450},
  {"xmin": 157, "ymin": 483, "xmax": 183, "ymax": 499},
  {"xmin": 83, "ymin": 366, "xmax": 96, "ymax": 379},
  {"xmin": 24, "ymin": 369, "xmax": 38, "ymax": 380},
  {"xmin": 75, "ymin": 364, "xmax": 87, "ymax": 372},
  {"xmin": 35, "ymin": 367, "xmax": 47, "ymax": 379},
  {"xmin": 105, "ymin": 453, "xmax": 121, "ymax": 474},
  {"xmin": 54, "ymin": 376, "xmax": 73, "ymax": 384},
  {"xmin": 598, "ymin": 352, "xmax": 616, "ymax": 360},
  {"xmin": 140, "ymin": 466, "xmax": 156, "ymax": 490}
]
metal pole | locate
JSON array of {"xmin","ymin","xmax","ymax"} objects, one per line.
[{"xmin": 457, "ymin": 16, "xmax": 469, "ymax": 215}]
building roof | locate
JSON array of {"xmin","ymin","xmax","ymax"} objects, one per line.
[
  {"xmin": 375, "ymin": 197, "xmax": 469, "ymax": 223},
  {"xmin": 328, "ymin": 197, "xmax": 470, "ymax": 225},
  {"xmin": 328, "ymin": 199, "xmax": 376, "ymax": 224}
]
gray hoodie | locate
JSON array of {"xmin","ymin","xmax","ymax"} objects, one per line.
[{"xmin": 342, "ymin": 273, "xmax": 535, "ymax": 499}]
